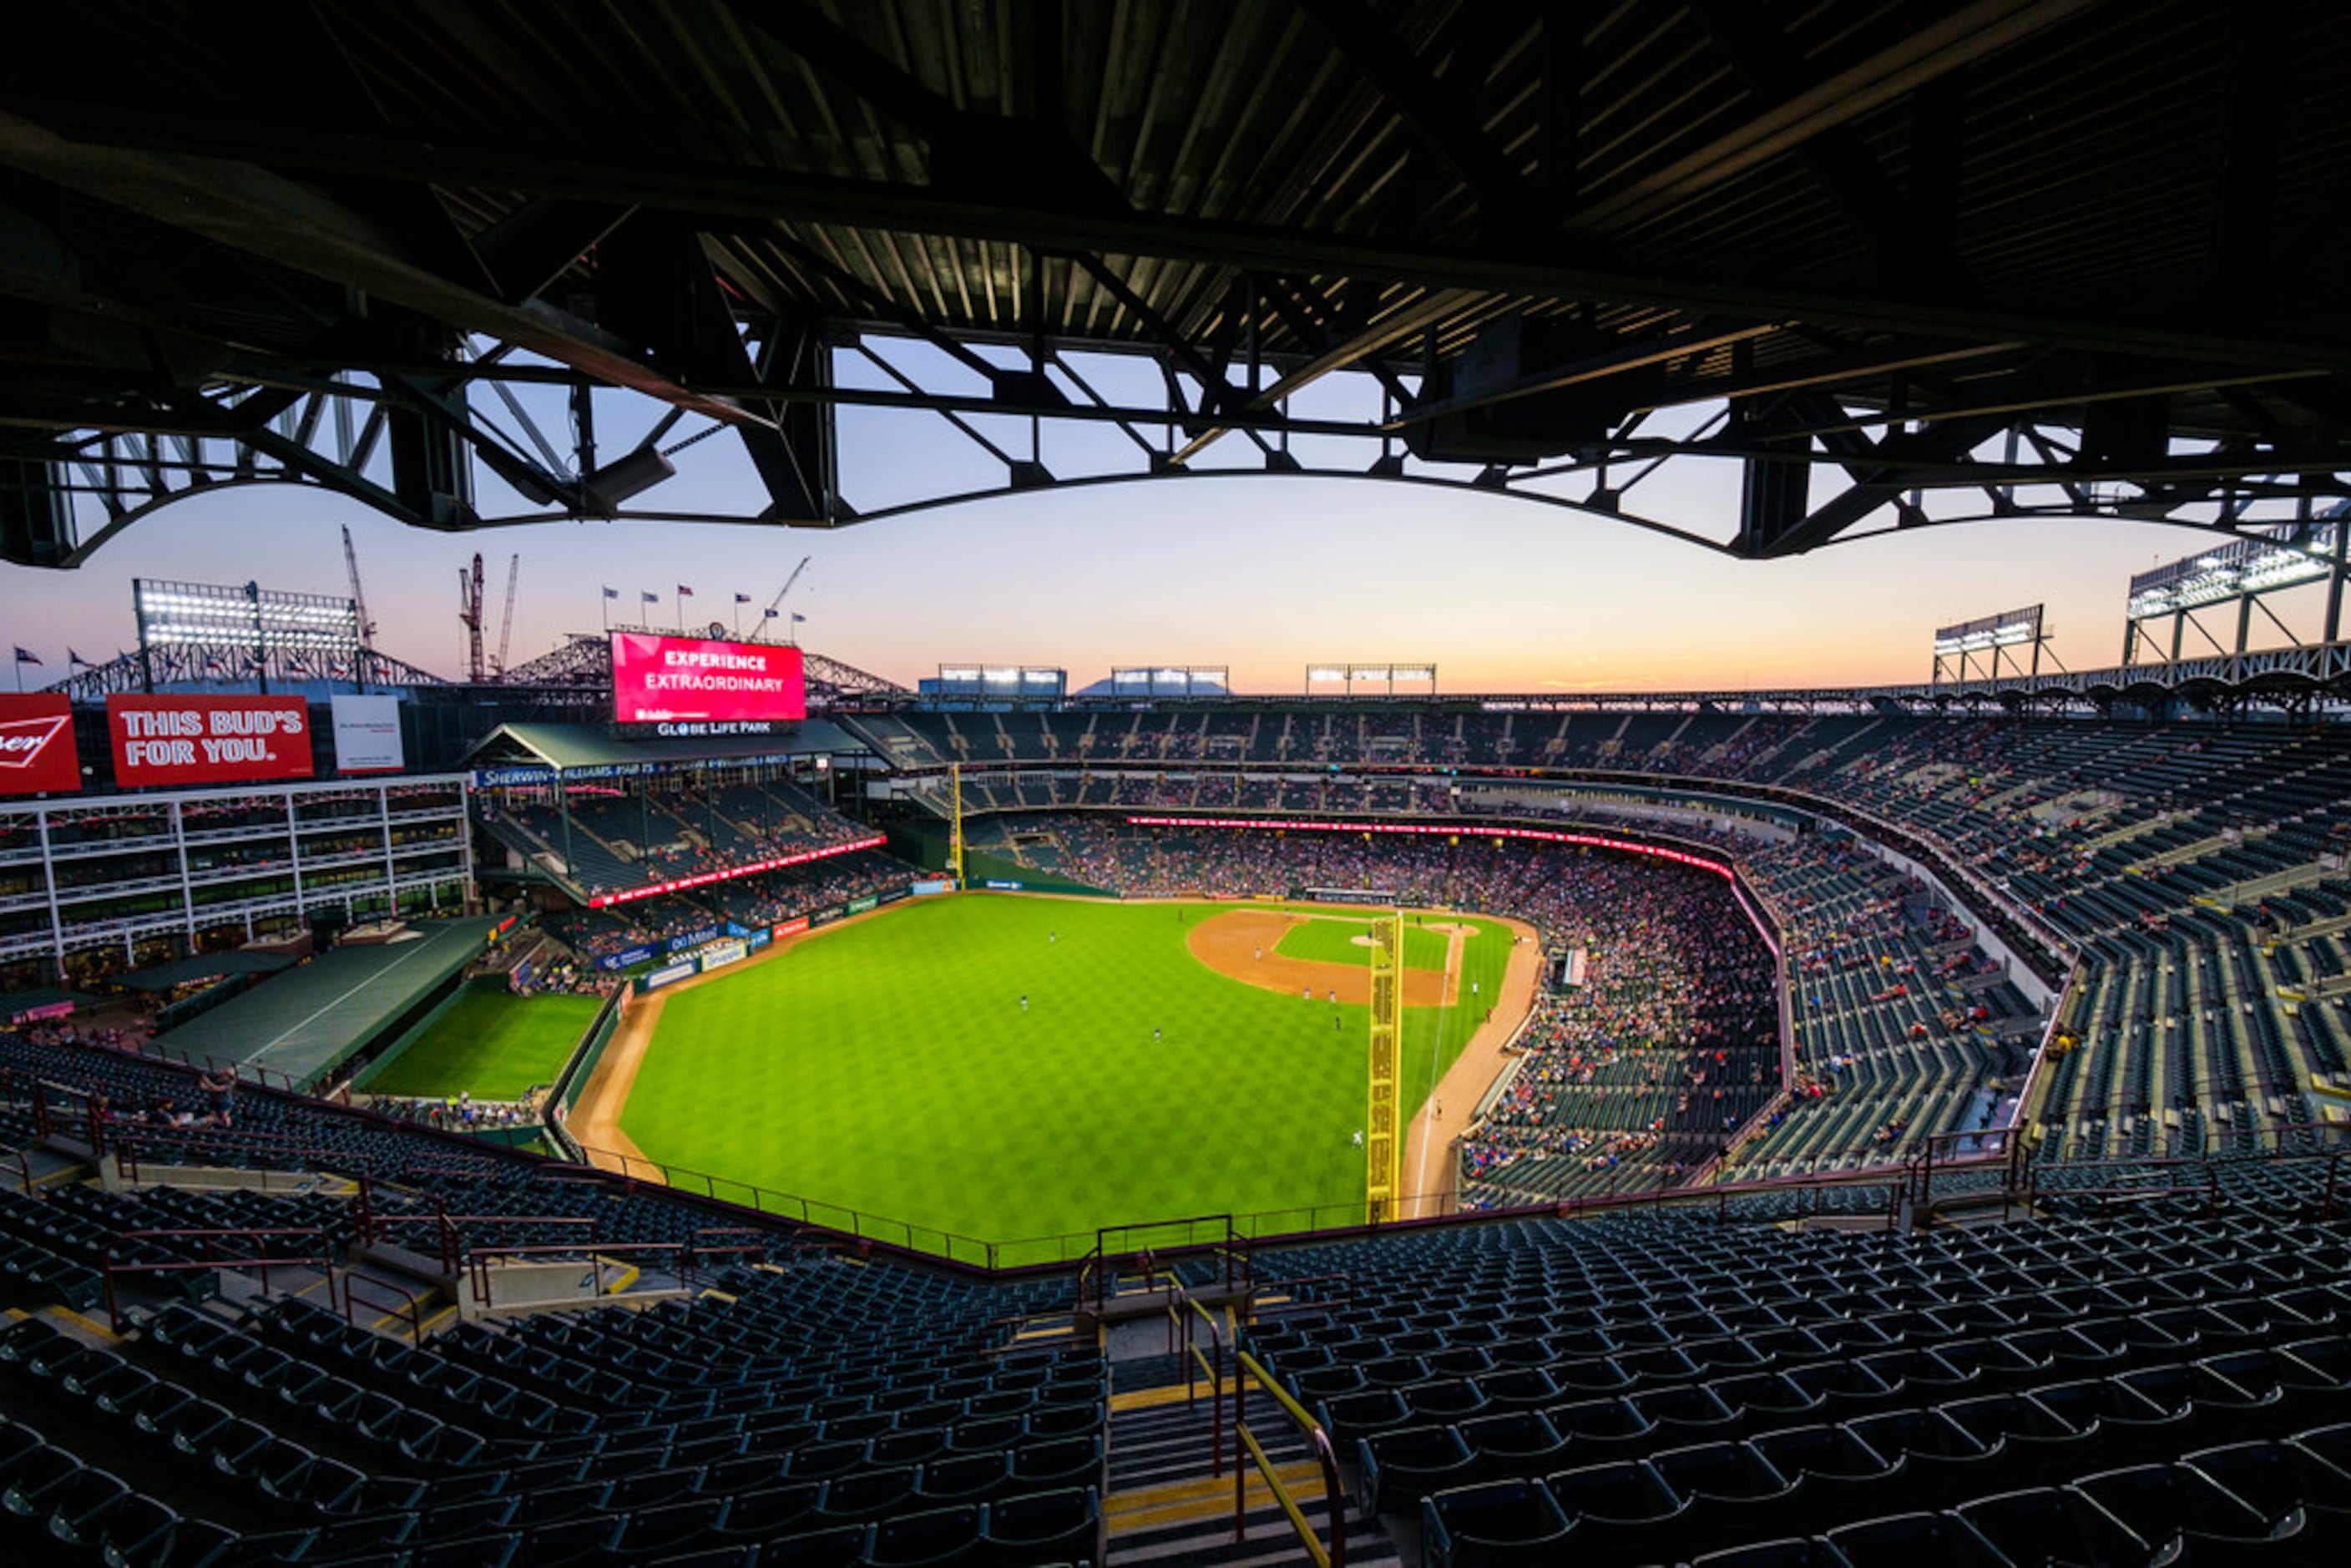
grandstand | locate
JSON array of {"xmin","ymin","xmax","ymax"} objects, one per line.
[{"xmin": 5, "ymin": 3, "xmax": 2351, "ymax": 1561}]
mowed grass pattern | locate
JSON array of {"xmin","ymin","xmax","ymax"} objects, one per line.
[
  {"xmin": 624, "ymin": 895, "xmax": 1516, "ymax": 1247},
  {"xmin": 364, "ymin": 988, "xmax": 597, "ymax": 1100},
  {"xmin": 1274, "ymin": 913, "xmax": 1451, "ymax": 970}
]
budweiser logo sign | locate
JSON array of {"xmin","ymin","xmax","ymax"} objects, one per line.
[
  {"xmin": 0, "ymin": 696, "xmax": 78, "ymax": 795},
  {"xmin": 0, "ymin": 714, "xmax": 68, "ymax": 766}
]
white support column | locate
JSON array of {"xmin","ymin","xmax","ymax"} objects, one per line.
[
  {"xmin": 171, "ymin": 799, "xmax": 197, "ymax": 953},
  {"xmin": 37, "ymin": 808, "xmax": 65, "ymax": 982},
  {"xmin": 285, "ymin": 789, "xmax": 306, "ymax": 918},
  {"xmin": 380, "ymin": 782, "xmax": 398, "ymax": 917}
]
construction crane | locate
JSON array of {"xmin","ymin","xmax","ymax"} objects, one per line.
[
  {"xmin": 341, "ymin": 525, "xmax": 377, "ymax": 645},
  {"xmin": 753, "ymin": 556, "xmax": 811, "ymax": 641},
  {"xmin": 458, "ymin": 553, "xmax": 487, "ymax": 683},
  {"xmin": 493, "ymin": 553, "xmax": 520, "ymax": 677}
]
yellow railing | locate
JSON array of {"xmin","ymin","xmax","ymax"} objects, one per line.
[{"xmin": 1231, "ymin": 1348, "xmax": 1346, "ymax": 1568}]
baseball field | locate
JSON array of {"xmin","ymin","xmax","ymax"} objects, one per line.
[
  {"xmin": 361, "ymin": 987, "xmax": 598, "ymax": 1100},
  {"xmin": 595, "ymin": 893, "xmax": 1526, "ymax": 1251}
]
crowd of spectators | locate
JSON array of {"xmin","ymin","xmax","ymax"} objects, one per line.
[
  {"xmin": 536, "ymin": 851, "xmax": 923, "ymax": 969},
  {"xmin": 980, "ymin": 815, "xmax": 1780, "ymax": 1199},
  {"xmin": 479, "ymin": 778, "xmax": 872, "ymax": 901}
]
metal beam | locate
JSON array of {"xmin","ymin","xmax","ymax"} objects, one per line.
[
  {"xmin": 1562, "ymin": 0, "xmax": 2101, "ymax": 235},
  {"xmin": 16, "ymin": 110, "xmax": 2347, "ymax": 372},
  {"xmin": 0, "ymin": 109, "xmax": 768, "ymax": 431}
]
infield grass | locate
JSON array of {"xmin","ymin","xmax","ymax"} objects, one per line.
[
  {"xmin": 1273, "ymin": 913, "xmax": 1452, "ymax": 970},
  {"xmin": 624, "ymin": 894, "xmax": 1514, "ymax": 1251},
  {"xmin": 363, "ymin": 987, "xmax": 597, "ymax": 1100}
]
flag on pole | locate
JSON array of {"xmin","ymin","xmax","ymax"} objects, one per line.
[
  {"xmin": 791, "ymin": 612, "xmax": 806, "ymax": 624},
  {"xmin": 734, "ymin": 593, "xmax": 751, "ymax": 604},
  {"xmin": 603, "ymin": 587, "xmax": 619, "ymax": 600},
  {"xmin": 762, "ymin": 608, "xmax": 778, "ymax": 620},
  {"xmin": 11, "ymin": 647, "xmax": 38, "ymax": 665},
  {"xmin": 640, "ymin": 591, "xmax": 658, "ymax": 605},
  {"xmin": 677, "ymin": 584, "xmax": 695, "ymax": 598},
  {"xmin": 68, "ymin": 649, "xmax": 88, "ymax": 668}
]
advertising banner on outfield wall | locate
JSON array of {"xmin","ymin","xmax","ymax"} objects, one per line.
[
  {"xmin": 641, "ymin": 960, "xmax": 696, "ymax": 992},
  {"xmin": 747, "ymin": 929, "xmax": 771, "ymax": 951},
  {"xmin": 877, "ymin": 886, "xmax": 911, "ymax": 905},
  {"xmin": 329, "ymin": 694, "xmax": 404, "ymax": 775},
  {"xmin": 911, "ymin": 880, "xmax": 951, "ymax": 897},
  {"xmin": 662, "ymin": 925, "xmax": 721, "ymax": 955},
  {"xmin": 596, "ymin": 944, "xmax": 656, "ymax": 973},
  {"xmin": 108, "ymin": 694, "xmax": 313, "ymax": 788},
  {"xmin": 0, "ymin": 694, "xmax": 81, "ymax": 797},
  {"xmin": 698, "ymin": 939, "xmax": 748, "ymax": 971},
  {"xmin": 771, "ymin": 917, "xmax": 810, "ymax": 940},
  {"xmin": 808, "ymin": 904, "xmax": 847, "ymax": 928},
  {"xmin": 846, "ymin": 895, "xmax": 878, "ymax": 916}
]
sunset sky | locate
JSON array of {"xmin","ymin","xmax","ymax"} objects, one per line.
[{"xmin": 2, "ymin": 362, "xmax": 2315, "ymax": 696}]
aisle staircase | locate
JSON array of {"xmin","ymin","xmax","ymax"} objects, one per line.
[{"xmin": 1104, "ymin": 1349, "xmax": 1401, "ymax": 1566}]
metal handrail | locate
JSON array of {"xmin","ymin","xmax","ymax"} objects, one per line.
[
  {"xmin": 341, "ymin": 1269, "xmax": 428, "ymax": 1348},
  {"xmin": 1231, "ymin": 1347, "xmax": 1345, "ymax": 1568},
  {"xmin": 101, "ymin": 1224, "xmax": 332, "ymax": 1334}
]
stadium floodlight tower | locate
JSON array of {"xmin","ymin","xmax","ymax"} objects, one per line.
[
  {"xmin": 1307, "ymin": 663, "xmax": 1438, "ymax": 698},
  {"xmin": 2121, "ymin": 509, "xmax": 2350, "ymax": 668},
  {"xmin": 1365, "ymin": 912, "xmax": 1404, "ymax": 1224},
  {"xmin": 1109, "ymin": 665, "xmax": 1230, "ymax": 698},
  {"xmin": 1931, "ymin": 605, "xmax": 2054, "ymax": 687},
  {"xmin": 133, "ymin": 577, "xmax": 363, "ymax": 694}
]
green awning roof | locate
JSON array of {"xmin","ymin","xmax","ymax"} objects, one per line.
[{"xmin": 463, "ymin": 720, "xmax": 867, "ymax": 776}]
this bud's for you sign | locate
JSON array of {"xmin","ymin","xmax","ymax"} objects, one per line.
[{"xmin": 107, "ymin": 695, "xmax": 315, "ymax": 787}]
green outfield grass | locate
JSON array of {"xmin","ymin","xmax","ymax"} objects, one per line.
[
  {"xmin": 623, "ymin": 894, "xmax": 1515, "ymax": 1251},
  {"xmin": 363, "ymin": 987, "xmax": 597, "ymax": 1100},
  {"xmin": 1273, "ymin": 913, "xmax": 1452, "ymax": 970}
]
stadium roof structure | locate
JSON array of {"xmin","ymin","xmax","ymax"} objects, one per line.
[
  {"xmin": 2, "ymin": 1, "xmax": 2348, "ymax": 568},
  {"xmin": 498, "ymin": 633, "xmax": 908, "ymax": 703},
  {"xmin": 463, "ymin": 720, "xmax": 869, "ymax": 778}
]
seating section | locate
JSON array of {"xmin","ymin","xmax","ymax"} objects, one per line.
[
  {"xmin": 6, "ymin": 1014, "xmax": 2351, "ymax": 1566},
  {"xmin": 855, "ymin": 703, "xmax": 2351, "ymax": 1176},
  {"xmin": 477, "ymin": 779, "xmax": 875, "ymax": 905},
  {"xmin": 1249, "ymin": 1170, "xmax": 2351, "ymax": 1567},
  {"xmin": 0, "ymin": 1031, "xmax": 1108, "ymax": 1567}
]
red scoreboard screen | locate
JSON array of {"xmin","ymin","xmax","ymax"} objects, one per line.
[{"xmin": 609, "ymin": 633, "xmax": 806, "ymax": 726}]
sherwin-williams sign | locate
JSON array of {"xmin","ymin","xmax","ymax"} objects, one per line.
[{"xmin": 107, "ymin": 695, "xmax": 313, "ymax": 787}]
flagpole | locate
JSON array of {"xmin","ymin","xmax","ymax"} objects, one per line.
[
  {"xmin": 675, "ymin": 588, "xmax": 683, "ymax": 633},
  {"xmin": 733, "ymin": 599, "xmax": 741, "ymax": 639},
  {"xmin": 601, "ymin": 590, "xmax": 609, "ymax": 633}
]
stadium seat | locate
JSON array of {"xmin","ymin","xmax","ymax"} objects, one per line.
[
  {"xmin": 2070, "ymin": 1462, "xmax": 2283, "ymax": 1553},
  {"xmin": 1006, "ymin": 1436, "xmax": 1099, "ymax": 1491},
  {"xmin": 1546, "ymin": 1456, "xmax": 1689, "ymax": 1559},
  {"xmin": 977, "ymin": 1487, "xmax": 1098, "ymax": 1566},
  {"xmin": 820, "ymin": 1465, "xmax": 917, "ymax": 1524},
  {"xmin": 1687, "ymin": 1537, "xmax": 1851, "ymax": 1567},
  {"xmin": 1951, "ymin": 1485, "xmax": 2151, "ymax": 1567},
  {"xmin": 761, "ymin": 1524, "xmax": 871, "ymax": 1566},
  {"xmin": 1420, "ymin": 1478, "xmax": 1572, "ymax": 1568},
  {"xmin": 1454, "ymin": 1411, "xmax": 1573, "ymax": 1479},
  {"xmin": 1820, "ymin": 1511, "xmax": 2007, "ymax": 1568},
  {"xmin": 1359, "ymin": 1424, "xmax": 1475, "ymax": 1513},
  {"xmin": 865, "ymin": 1502, "xmax": 983, "ymax": 1566}
]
